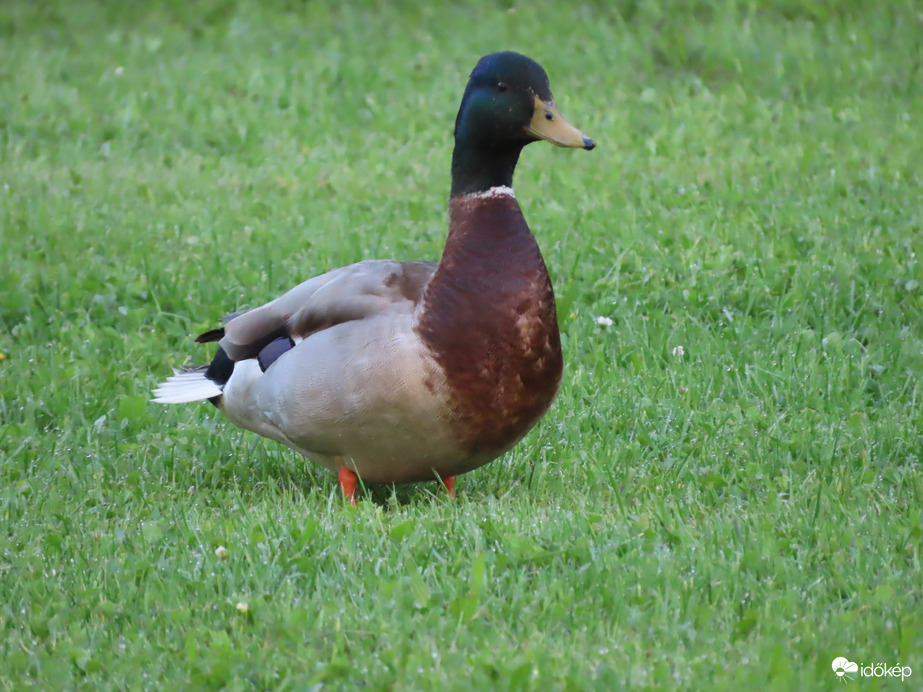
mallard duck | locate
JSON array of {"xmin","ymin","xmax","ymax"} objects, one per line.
[{"xmin": 153, "ymin": 51, "xmax": 594, "ymax": 504}]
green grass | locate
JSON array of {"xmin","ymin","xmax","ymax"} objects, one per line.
[{"xmin": 2, "ymin": 0, "xmax": 922, "ymax": 689}]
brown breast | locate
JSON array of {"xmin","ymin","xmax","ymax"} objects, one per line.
[{"xmin": 415, "ymin": 190, "xmax": 563, "ymax": 457}]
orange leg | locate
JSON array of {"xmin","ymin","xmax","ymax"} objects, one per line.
[
  {"xmin": 338, "ymin": 467, "xmax": 359, "ymax": 507},
  {"xmin": 443, "ymin": 475, "xmax": 456, "ymax": 499}
]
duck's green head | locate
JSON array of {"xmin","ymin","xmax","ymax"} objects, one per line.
[{"xmin": 451, "ymin": 51, "xmax": 594, "ymax": 196}]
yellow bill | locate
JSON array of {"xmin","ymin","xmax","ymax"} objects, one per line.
[{"xmin": 525, "ymin": 94, "xmax": 595, "ymax": 150}]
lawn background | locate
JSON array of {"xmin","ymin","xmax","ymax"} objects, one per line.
[{"xmin": 1, "ymin": 0, "xmax": 922, "ymax": 689}]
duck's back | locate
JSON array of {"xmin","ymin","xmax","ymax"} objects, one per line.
[{"xmin": 207, "ymin": 260, "xmax": 464, "ymax": 483}]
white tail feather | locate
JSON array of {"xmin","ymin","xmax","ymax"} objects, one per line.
[{"xmin": 152, "ymin": 370, "xmax": 223, "ymax": 404}]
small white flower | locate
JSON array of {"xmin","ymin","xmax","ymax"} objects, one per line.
[
  {"xmin": 236, "ymin": 601, "xmax": 249, "ymax": 615},
  {"xmin": 595, "ymin": 316, "xmax": 614, "ymax": 327},
  {"xmin": 114, "ymin": 66, "xmax": 124, "ymax": 76},
  {"xmin": 672, "ymin": 345, "xmax": 685, "ymax": 358},
  {"xmin": 215, "ymin": 545, "xmax": 229, "ymax": 560}
]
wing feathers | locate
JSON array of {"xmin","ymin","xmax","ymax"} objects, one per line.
[
  {"xmin": 195, "ymin": 328, "xmax": 225, "ymax": 343},
  {"xmin": 218, "ymin": 260, "xmax": 436, "ymax": 362}
]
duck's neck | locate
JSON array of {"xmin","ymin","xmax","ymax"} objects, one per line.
[
  {"xmin": 430, "ymin": 138, "xmax": 550, "ymax": 310},
  {"xmin": 450, "ymin": 142, "xmax": 523, "ymax": 197}
]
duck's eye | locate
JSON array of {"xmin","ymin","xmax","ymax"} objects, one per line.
[
  {"xmin": 497, "ymin": 82, "xmax": 508, "ymax": 93},
  {"xmin": 545, "ymin": 112, "xmax": 553, "ymax": 120}
]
